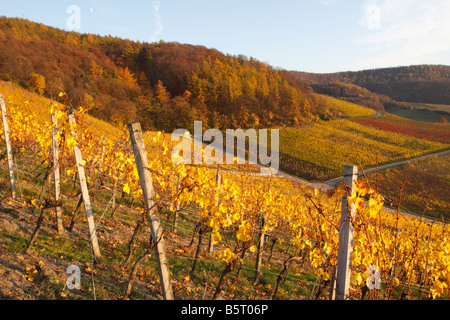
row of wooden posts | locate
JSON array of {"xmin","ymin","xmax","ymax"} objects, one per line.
[{"xmin": 0, "ymin": 94, "xmax": 358, "ymax": 300}]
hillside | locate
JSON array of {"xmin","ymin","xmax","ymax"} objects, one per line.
[
  {"xmin": 0, "ymin": 80, "xmax": 449, "ymax": 301},
  {"xmin": 1, "ymin": 17, "xmax": 449, "ymax": 217},
  {"xmin": 276, "ymin": 118, "xmax": 448, "ymax": 181},
  {"xmin": 294, "ymin": 65, "xmax": 450, "ymax": 113},
  {"xmin": 3, "ymin": 17, "xmax": 449, "ymax": 132},
  {"xmin": 0, "ymin": 17, "xmax": 331, "ymax": 132}
]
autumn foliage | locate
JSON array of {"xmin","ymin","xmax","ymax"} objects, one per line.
[{"xmin": 0, "ymin": 17, "xmax": 326, "ymax": 132}]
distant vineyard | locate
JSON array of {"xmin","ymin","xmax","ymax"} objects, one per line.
[
  {"xmin": 368, "ymin": 154, "xmax": 450, "ymax": 220},
  {"xmin": 277, "ymin": 119, "xmax": 448, "ymax": 181},
  {"xmin": 353, "ymin": 114, "xmax": 450, "ymax": 144},
  {"xmin": 320, "ymin": 95, "xmax": 377, "ymax": 118}
]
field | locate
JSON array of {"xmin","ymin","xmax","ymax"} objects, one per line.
[
  {"xmin": 0, "ymin": 81, "xmax": 449, "ymax": 301},
  {"xmin": 384, "ymin": 104, "xmax": 450, "ymax": 123},
  {"xmin": 399, "ymin": 102, "xmax": 450, "ymax": 115},
  {"xmin": 277, "ymin": 119, "xmax": 449, "ymax": 181},
  {"xmin": 353, "ymin": 113, "xmax": 450, "ymax": 144},
  {"xmin": 366, "ymin": 154, "xmax": 450, "ymax": 221}
]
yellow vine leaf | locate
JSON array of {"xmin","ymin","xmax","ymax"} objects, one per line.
[
  {"xmin": 236, "ymin": 221, "xmax": 252, "ymax": 242},
  {"xmin": 211, "ymin": 231, "xmax": 222, "ymax": 244},
  {"xmin": 217, "ymin": 248, "xmax": 237, "ymax": 265},
  {"xmin": 123, "ymin": 183, "xmax": 131, "ymax": 195},
  {"xmin": 207, "ymin": 218, "xmax": 220, "ymax": 231}
]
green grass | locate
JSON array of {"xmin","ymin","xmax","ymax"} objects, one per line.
[
  {"xmin": 401, "ymin": 102, "xmax": 450, "ymax": 114},
  {"xmin": 385, "ymin": 104, "xmax": 450, "ymax": 123}
]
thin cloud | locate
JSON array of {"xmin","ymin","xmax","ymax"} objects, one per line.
[
  {"xmin": 150, "ymin": 1, "xmax": 163, "ymax": 42},
  {"xmin": 89, "ymin": 0, "xmax": 117, "ymax": 18},
  {"xmin": 350, "ymin": 0, "xmax": 450, "ymax": 69}
]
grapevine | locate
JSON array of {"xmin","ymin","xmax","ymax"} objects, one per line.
[{"xmin": 0, "ymin": 80, "xmax": 448, "ymax": 300}]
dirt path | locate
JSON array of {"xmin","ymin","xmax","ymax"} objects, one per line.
[
  {"xmin": 324, "ymin": 149, "xmax": 450, "ymax": 187},
  {"xmin": 272, "ymin": 168, "xmax": 438, "ymax": 223},
  {"xmin": 267, "ymin": 150, "xmax": 450, "ymax": 223}
]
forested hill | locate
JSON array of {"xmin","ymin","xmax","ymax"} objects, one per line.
[
  {"xmin": 294, "ymin": 65, "xmax": 450, "ymax": 106},
  {"xmin": 2, "ymin": 17, "xmax": 448, "ymax": 131},
  {"xmin": 0, "ymin": 17, "xmax": 321, "ymax": 131}
]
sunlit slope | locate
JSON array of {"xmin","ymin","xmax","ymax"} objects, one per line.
[
  {"xmin": 277, "ymin": 119, "xmax": 448, "ymax": 181},
  {"xmin": 1, "ymin": 81, "xmax": 449, "ymax": 300},
  {"xmin": 353, "ymin": 113, "xmax": 450, "ymax": 144},
  {"xmin": 319, "ymin": 95, "xmax": 377, "ymax": 118}
]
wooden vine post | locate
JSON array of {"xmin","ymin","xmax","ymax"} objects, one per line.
[
  {"xmin": 51, "ymin": 107, "xmax": 65, "ymax": 234},
  {"xmin": 173, "ymin": 174, "xmax": 181, "ymax": 233},
  {"xmin": 0, "ymin": 94, "xmax": 16, "ymax": 199},
  {"xmin": 254, "ymin": 217, "xmax": 266, "ymax": 284},
  {"xmin": 331, "ymin": 165, "xmax": 358, "ymax": 300},
  {"xmin": 68, "ymin": 109, "xmax": 101, "ymax": 261},
  {"xmin": 208, "ymin": 168, "xmax": 221, "ymax": 254},
  {"xmin": 128, "ymin": 122, "xmax": 174, "ymax": 300}
]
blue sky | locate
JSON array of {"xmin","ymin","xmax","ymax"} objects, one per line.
[{"xmin": 2, "ymin": 0, "xmax": 450, "ymax": 73}]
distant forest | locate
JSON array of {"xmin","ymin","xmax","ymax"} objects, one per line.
[
  {"xmin": 0, "ymin": 17, "xmax": 326, "ymax": 131},
  {"xmin": 295, "ymin": 65, "xmax": 450, "ymax": 108}
]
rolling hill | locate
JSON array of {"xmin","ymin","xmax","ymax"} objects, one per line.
[
  {"xmin": 293, "ymin": 65, "xmax": 450, "ymax": 119},
  {"xmin": 2, "ymin": 16, "xmax": 449, "ymax": 133},
  {"xmin": 0, "ymin": 16, "xmax": 324, "ymax": 132},
  {"xmin": 294, "ymin": 65, "xmax": 450, "ymax": 104}
]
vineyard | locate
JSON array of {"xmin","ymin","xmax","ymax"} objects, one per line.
[
  {"xmin": 277, "ymin": 118, "xmax": 449, "ymax": 181},
  {"xmin": 367, "ymin": 154, "xmax": 450, "ymax": 221},
  {"xmin": 352, "ymin": 113, "xmax": 450, "ymax": 144},
  {"xmin": 0, "ymin": 80, "xmax": 449, "ymax": 301},
  {"xmin": 318, "ymin": 95, "xmax": 377, "ymax": 119}
]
